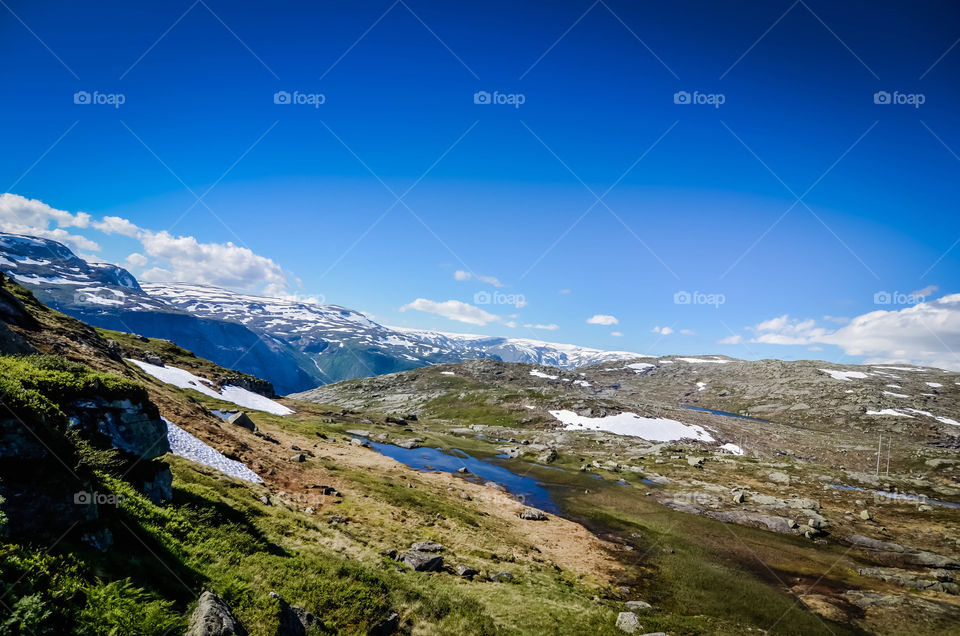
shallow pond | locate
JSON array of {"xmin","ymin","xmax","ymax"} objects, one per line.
[{"xmin": 363, "ymin": 440, "xmax": 559, "ymax": 513}]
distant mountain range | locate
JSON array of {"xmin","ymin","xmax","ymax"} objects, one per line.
[{"xmin": 0, "ymin": 233, "xmax": 641, "ymax": 393}]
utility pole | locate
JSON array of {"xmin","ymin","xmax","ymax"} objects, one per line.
[{"xmin": 876, "ymin": 434, "xmax": 882, "ymax": 476}]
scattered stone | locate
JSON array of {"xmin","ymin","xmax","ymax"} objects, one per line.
[
  {"xmin": 489, "ymin": 571, "xmax": 514, "ymax": 582},
  {"xmin": 459, "ymin": 491, "xmax": 472, "ymax": 501},
  {"xmin": 859, "ymin": 509, "xmax": 872, "ymax": 521},
  {"xmin": 485, "ymin": 481, "xmax": 508, "ymax": 492},
  {"xmin": 350, "ymin": 438, "xmax": 369, "ymax": 448},
  {"xmin": 615, "ymin": 611, "xmax": 641, "ymax": 633},
  {"xmin": 456, "ymin": 565, "xmax": 479, "ymax": 579},
  {"xmin": 291, "ymin": 453, "xmax": 305, "ymax": 463},
  {"xmin": 368, "ymin": 612, "xmax": 399, "ymax": 636},
  {"xmin": 457, "ymin": 467, "xmax": 469, "ymax": 474},
  {"xmin": 687, "ymin": 456, "xmax": 704, "ymax": 468},
  {"xmin": 185, "ymin": 591, "xmax": 247, "ymax": 636},
  {"xmin": 396, "ymin": 439, "xmax": 422, "ymax": 449},
  {"xmin": 537, "ymin": 448, "xmax": 558, "ymax": 464},
  {"xmin": 732, "ymin": 491, "xmax": 745, "ymax": 504}
]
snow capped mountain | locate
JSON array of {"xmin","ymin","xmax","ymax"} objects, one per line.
[
  {"xmin": 144, "ymin": 283, "xmax": 643, "ymax": 380},
  {"xmin": 0, "ymin": 233, "xmax": 642, "ymax": 391}
]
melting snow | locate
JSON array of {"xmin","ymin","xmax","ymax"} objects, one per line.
[
  {"xmin": 624, "ymin": 362, "xmax": 655, "ymax": 372},
  {"xmin": 440, "ymin": 371, "xmax": 455, "ymax": 376},
  {"xmin": 548, "ymin": 409, "xmax": 715, "ymax": 442},
  {"xmin": 720, "ymin": 443, "xmax": 745, "ymax": 456},
  {"xmin": 674, "ymin": 357, "xmax": 730, "ymax": 364},
  {"xmin": 573, "ymin": 379, "xmax": 592, "ymax": 387},
  {"xmin": 866, "ymin": 409, "xmax": 914, "ymax": 418},
  {"xmin": 820, "ymin": 369, "xmax": 868, "ymax": 381},
  {"xmin": 882, "ymin": 391, "xmax": 909, "ymax": 398},
  {"xmin": 127, "ymin": 359, "xmax": 293, "ymax": 415},
  {"xmin": 696, "ymin": 381, "xmax": 706, "ymax": 391},
  {"xmin": 530, "ymin": 369, "xmax": 559, "ymax": 380},
  {"xmin": 926, "ymin": 382, "xmax": 943, "ymax": 388},
  {"xmin": 165, "ymin": 418, "xmax": 263, "ymax": 483}
]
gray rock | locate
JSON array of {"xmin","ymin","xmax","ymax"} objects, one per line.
[
  {"xmin": 141, "ymin": 464, "xmax": 173, "ymax": 504},
  {"xmin": 291, "ymin": 453, "xmax": 305, "ymax": 462},
  {"xmin": 687, "ymin": 456, "xmax": 704, "ymax": 468},
  {"xmin": 859, "ymin": 509, "xmax": 872, "ymax": 520},
  {"xmin": 185, "ymin": 591, "xmax": 247, "ymax": 636},
  {"xmin": 537, "ymin": 448, "xmax": 559, "ymax": 464},
  {"xmin": 624, "ymin": 600, "xmax": 653, "ymax": 611},
  {"xmin": 615, "ymin": 611, "xmax": 641, "ymax": 633},
  {"xmin": 519, "ymin": 508, "xmax": 548, "ymax": 521},
  {"xmin": 410, "ymin": 540, "xmax": 443, "ymax": 552},
  {"xmin": 768, "ymin": 471, "xmax": 790, "ymax": 485},
  {"xmin": 489, "ymin": 571, "xmax": 514, "ymax": 582},
  {"xmin": 227, "ymin": 411, "xmax": 256, "ymax": 432},
  {"xmin": 399, "ymin": 550, "xmax": 443, "ymax": 572},
  {"xmin": 269, "ymin": 592, "xmax": 313, "ymax": 635},
  {"xmin": 396, "ymin": 439, "xmax": 422, "ymax": 449},
  {"xmin": 455, "ymin": 565, "xmax": 479, "ymax": 579}
]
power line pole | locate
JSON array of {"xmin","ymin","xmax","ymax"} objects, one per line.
[{"xmin": 876, "ymin": 434, "xmax": 882, "ymax": 476}]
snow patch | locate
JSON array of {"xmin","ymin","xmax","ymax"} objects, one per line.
[
  {"xmin": 720, "ymin": 443, "xmax": 744, "ymax": 456},
  {"xmin": 548, "ymin": 409, "xmax": 714, "ymax": 442},
  {"xmin": 127, "ymin": 359, "xmax": 292, "ymax": 415},
  {"xmin": 530, "ymin": 369, "xmax": 559, "ymax": 380},
  {"xmin": 819, "ymin": 369, "xmax": 868, "ymax": 381},
  {"xmin": 165, "ymin": 418, "xmax": 263, "ymax": 483}
]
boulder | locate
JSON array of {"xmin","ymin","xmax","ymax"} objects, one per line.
[
  {"xmin": 399, "ymin": 550, "xmax": 443, "ymax": 572},
  {"xmin": 291, "ymin": 453, "xmax": 306, "ymax": 463},
  {"xmin": 268, "ymin": 592, "xmax": 316, "ymax": 635},
  {"xmin": 537, "ymin": 448, "xmax": 558, "ymax": 464},
  {"xmin": 396, "ymin": 439, "xmax": 421, "ymax": 450},
  {"xmin": 768, "ymin": 471, "xmax": 790, "ymax": 485},
  {"xmin": 456, "ymin": 565, "xmax": 479, "ymax": 579},
  {"xmin": 519, "ymin": 508, "xmax": 548, "ymax": 521},
  {"xmin": 141, "ymin": 463, "xmax": 173, "ymax": 504},
  {"xmin": 489, "ymin": 571, "xmax": 514, "ymax": 582},
  {"xmin": 615, "ymin": 611, "xmax": 641, "ymax": 633},
  {"xmin": 227, "ymin": 411, "xmax": 256, "ymax": 432},
  {"xmin": 624, "ymin": 600, "xmax": 653, "ymax": 612},
  {"xmin": 686, "ymin": 456, "xmax": 704, "ymax": 468},
  {"xmin": 185, "ymin": 591, "xmax": 247, "ymax": 636}
]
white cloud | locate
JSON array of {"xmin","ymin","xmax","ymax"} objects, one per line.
[
  {"xmin": 524, "ymin": 323, "xmax": 559, "ymax": 330},
  {"xmin": 717, "ymin": 334, "xmax": 743, "ymax": 345},
  {"xmin": 559, "ymin": 289, "xmax": 571, "ymax": 295},
  {"xmin": 0, "ymin": 192, "xmax": 99, "ymax": 252},
  {"xmin": 747, "ymin": 295, "xmax": 960, "ymax": 370},
  {"xmin": 453, "ymin": 270, "xmax": 503, "ymax": 287},
  {"xmin": 679, "ymin": 329, "xmax": 695, "ymax": 335},
  {"xmin": 651, "ymin": 326, "xmax": 674, "ymax": 335},
  {"xmin": 610, "ymin": 331, "xmax": 624, "ymax": 337},
  {"xmin": 125, "ymin": 253, "xmax": 148, "ymax": 267},
  {"xmin": 400, "ymin": 298, "xmax": 500, "ymax": 326},
  {"xmin": 94, "ymin": 215, "xmax": 141, "ymax": 238},
  {"xmin": 912, "ymin": 284, "xmax": 938, "ymax": 298},
  {"xmin": 587, "ymin": 314, "xmax": 618, "ymax": 326}
]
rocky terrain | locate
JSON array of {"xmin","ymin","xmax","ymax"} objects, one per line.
[{"xmin": 1, "ymin": 265, "xmax": 959, "ymax": 633}]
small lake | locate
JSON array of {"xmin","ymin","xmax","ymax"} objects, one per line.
[
  {"xmin": 682, "ymin": 405, "xmax": 771, "ymax": 423},
  {"xmin": 363, "ymin": 440, "xmax": 559, "ymax": 513}
]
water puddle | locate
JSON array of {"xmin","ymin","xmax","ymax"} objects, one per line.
[
  {"xmin": 682, "ymin": 404, "xmax": 771, "ymax": 423},
  {"xmin": 363, "ymin": 440, "xmax": 559, "ymax": 513}
]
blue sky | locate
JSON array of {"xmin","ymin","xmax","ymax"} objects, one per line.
[{"xmin": 2, "ymin": 0, "xmax": 960, "ymax": 367}]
